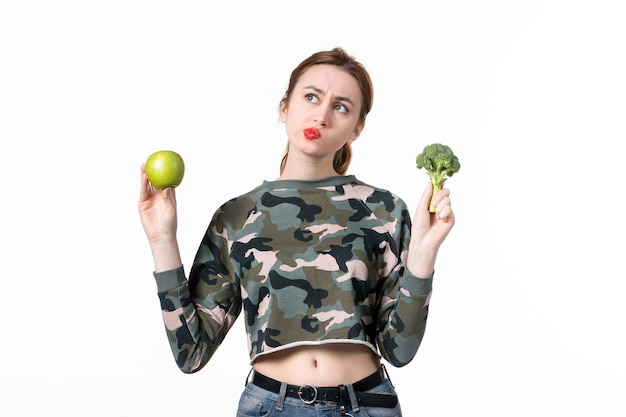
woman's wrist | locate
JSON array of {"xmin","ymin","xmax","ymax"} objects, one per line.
[
  {"xmin": 407, "ymin": 244, "xmax": 438, "ymax": 278},
  {"xmin": 150, "ymin": 239, "xmax": 182, "ymax": 272}
]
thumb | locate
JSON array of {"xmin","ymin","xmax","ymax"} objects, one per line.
[
  {"xmin": 165, "ymin": 186, "xmax": 177, "ymax": 207},
  {"xmin": 417, "ymin": 182, "xmax": 433, "ymax": 212}
]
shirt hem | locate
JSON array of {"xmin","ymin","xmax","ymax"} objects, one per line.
[{"xmin": 249, "ymin": 339, "xmax": 379, "ymax": 365}]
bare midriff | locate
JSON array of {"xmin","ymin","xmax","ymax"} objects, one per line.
[{"xmin": 253, "ymin": 343, "xmax": 381, "ymax": 386}]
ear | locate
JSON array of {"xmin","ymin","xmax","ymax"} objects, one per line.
[
  {"xmin": 348, "ymin": 121, "xmax": 365, "ymax": 143},
  {"xmin": 279, "ymin": 97, "xmax": 288, "ymax": 123}
]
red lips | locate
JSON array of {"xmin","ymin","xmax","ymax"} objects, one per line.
[{"xmin": 303, "ymin": 127, "xmax": 321, "ymax": 140}]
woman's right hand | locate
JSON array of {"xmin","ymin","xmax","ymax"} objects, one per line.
[{"xmin": 138, "ymin": 164, "xmax": 182, "ymax": 272}]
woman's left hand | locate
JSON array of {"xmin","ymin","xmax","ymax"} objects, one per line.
[{"xmin": 407, "ymin": 182, "xmax": 455, "ymax": 277}]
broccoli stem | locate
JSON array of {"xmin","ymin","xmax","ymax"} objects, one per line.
[{"xmin": 430, "ymin": 181, "xmax": 442, "ymax": 213}]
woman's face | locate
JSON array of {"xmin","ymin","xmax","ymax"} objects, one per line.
[{"xmin": 281, "ymin": 64, "xmax": 364, "ymax": 163}]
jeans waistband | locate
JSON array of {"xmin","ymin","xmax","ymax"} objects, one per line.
[{"xmin": 250, "ymin": 366, "xmax": 398, "ymax": 408}]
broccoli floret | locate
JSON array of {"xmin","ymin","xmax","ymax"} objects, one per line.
[{"xmin": 415, "ymin": 143, "xmax": 461, "ymax": 213}]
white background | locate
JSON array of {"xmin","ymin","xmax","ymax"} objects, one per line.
[{"xmin": 1, "ymin": 1, "xmax": 625, "ymax": 416}]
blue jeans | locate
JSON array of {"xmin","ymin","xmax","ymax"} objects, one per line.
[{"xmin": 236, "ymin": 378, "xmax": 403, "ymax": 417}]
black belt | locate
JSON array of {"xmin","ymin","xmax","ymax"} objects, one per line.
[{"xmin": 251, "ymin": 368, "xmax": 398, "ymax": 409}]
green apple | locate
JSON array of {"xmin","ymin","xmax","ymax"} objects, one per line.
[{"xmin": 145, "ymin": 150, "xmax": 185, "ymax": 189}]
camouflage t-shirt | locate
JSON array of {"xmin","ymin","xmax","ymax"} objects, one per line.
[{"xmin": 153, "ymin": 175, "xmax": 433, "ymax": 373}]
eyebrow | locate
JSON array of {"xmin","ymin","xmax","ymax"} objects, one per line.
[{"xmin": 304, "ymin": 85, "xmax": 356, "ymax": 107}]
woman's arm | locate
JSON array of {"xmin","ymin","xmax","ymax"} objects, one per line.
[{"xmin": 138, "ymin": 164, "xmax": 183, "ymax": 272}]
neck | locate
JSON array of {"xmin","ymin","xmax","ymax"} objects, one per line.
[{"xmin": 278, "ymin": 155, "xmax": 339, "ymax": 181}]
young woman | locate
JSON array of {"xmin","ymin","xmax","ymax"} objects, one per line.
[{"xmin": 139, "ymin": 47, "xmax": 455, "ymax": 416}]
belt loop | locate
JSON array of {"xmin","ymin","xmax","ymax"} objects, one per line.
[
  {"xmin": 274, "ymin": 382, "xmax": 287, "ymax": 411},
  {"xmin": 344, "ymin": 383, "xmax": 360, "ymax": 412},
  {"xmin": 244, "ymin": 366, "xmax": 254, "ymax": 387},
  {"xmin": 381, "ymin": 364, "xmax": 395, "ymax": 388}
]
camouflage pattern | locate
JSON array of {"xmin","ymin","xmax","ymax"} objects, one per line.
[{"xmin": 153, "ymin": 175, "xmax": 433, "ymax": 373}]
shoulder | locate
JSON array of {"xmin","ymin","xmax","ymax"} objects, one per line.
[
  {"xmin": 346, "ymin": 178, "xmax": 409, "ymax": 213},
  {"xmin": 210, "ymin": 185, "xmax": 265, "ymax": 226}
]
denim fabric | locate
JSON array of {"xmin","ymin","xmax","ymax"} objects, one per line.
[{"xmin": 236, "ymin": 379, "xmax": 402, "ymax": 417}]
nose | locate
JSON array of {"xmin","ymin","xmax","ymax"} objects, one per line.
[
  {"xmin": 314, "ymin": 118, "xmax": 326, "ymax": 127},
  {"xmin": 314, "ymin": 106, "xmax": 331, "ymax": 127}
]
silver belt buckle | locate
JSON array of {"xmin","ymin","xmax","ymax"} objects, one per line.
[{"xmin": 297, "ymin": 384, "xmax": 318, "ymax": 404}]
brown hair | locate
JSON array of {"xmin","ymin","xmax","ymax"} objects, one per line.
[{"xmin": 279, "ymin": 48, "xmax": 374, "ymax": 175}]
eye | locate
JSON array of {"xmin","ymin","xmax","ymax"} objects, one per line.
[
  {"xmin": 334, "ymin": 103, "xmax": 349, "ymax": 114},
  {"xmin": 306, "ymin": 94, "xmax": 319, "ymax": 104}
]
